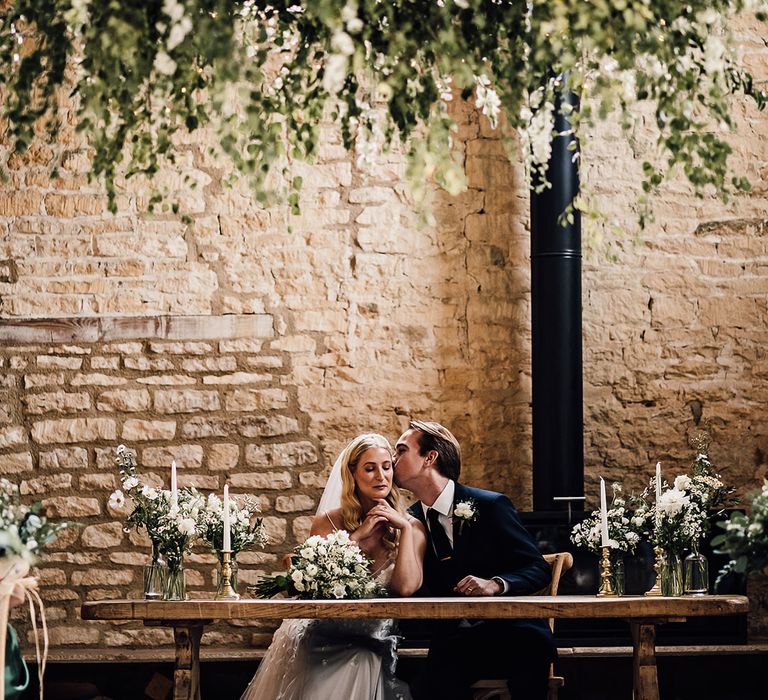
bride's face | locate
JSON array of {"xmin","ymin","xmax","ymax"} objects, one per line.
[{"xmin": 352, "ymin": 446, "xmax": 394, "ymax": 504}]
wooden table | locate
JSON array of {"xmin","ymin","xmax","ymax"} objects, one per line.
[{"xmin": 81, "ymin": 594, "xmax": 748, "ymax": 700}]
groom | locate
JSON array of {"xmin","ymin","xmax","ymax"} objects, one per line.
[{"xmin": 394, "ymin": 420, "xmax": 555, "ymax": 700}]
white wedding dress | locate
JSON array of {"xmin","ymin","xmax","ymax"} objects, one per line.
[{"xmin": 239, "ymin": 560, "xmax": 412, "ymax": 700}]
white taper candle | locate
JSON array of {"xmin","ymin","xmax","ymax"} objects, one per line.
[
  {"xmin": 170, "ymin": 460, "xmax": 178, "ymax": 508},
  {"xmin": 600, "ymin": 477, "xmax": 610, "ymax": 548},
  {"xmin": 223, "ymin": 484, "xmax": 231, "ymax": 552}
]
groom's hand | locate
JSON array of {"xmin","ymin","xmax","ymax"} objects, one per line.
[{"xmin": 455, "ymin": 575, "xmax": 502, "ymax": 597}]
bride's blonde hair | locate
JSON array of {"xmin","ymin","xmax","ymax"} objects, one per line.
[{"xmin": 339, "ymin": 433, "xmax": 404, "ymax": 553}]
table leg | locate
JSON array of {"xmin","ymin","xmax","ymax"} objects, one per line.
[
  {"xmin": 630, "ymin": 621, "xmax": 659, "ymax": 700},
  {"xmin": 173, "ymin": 624, "xmax": 203, "ymax": 700}
]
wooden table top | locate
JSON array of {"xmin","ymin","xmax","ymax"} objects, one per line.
[{"xmin": 81, "ymin": 594, "xmax": 749, "ymax": 622}]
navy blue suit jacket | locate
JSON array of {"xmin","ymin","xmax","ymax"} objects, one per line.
[{"xmin": 408, "ymin": 482, "xmax": 551, "ymax": 597}]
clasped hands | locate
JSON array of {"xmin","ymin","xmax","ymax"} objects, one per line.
[
  {"xmin": 454, "ymin": 575, "xmax": 502, "ymax": 597},
  {"xmin": 352, "ymin": 500, "xmax": 410, "ymax": 544}
]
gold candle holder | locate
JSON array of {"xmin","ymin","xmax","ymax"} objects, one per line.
[
  {"xmin": 216, "ymin": 550, "xmax": 240, "ymax": 600},
  {"xmin": 644, "ymin": 545, "xmax": 664, "ymax": 596},
  {"xmin": 596, "ymin": 545, "xmax": 618, "ymax": 597}
]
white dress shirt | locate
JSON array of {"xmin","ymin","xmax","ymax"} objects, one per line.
[{"xmin": 421, "ymin": 480, "xmax": 455, "ymax": 546}]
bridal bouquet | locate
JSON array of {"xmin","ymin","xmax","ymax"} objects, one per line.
[
  {"xmin": 196, "ymin": 492, "xmax": 267, "ymax": 554},
  {"xmin": 253, "ymin": 530, "xmax": 380, "ymax": 600},
  {"xmin": 571, "ymin": 483, "xmax": 642, "ymax": 554}
]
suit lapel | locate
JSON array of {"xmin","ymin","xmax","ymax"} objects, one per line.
[{"xmin": 451, "ymin": 482, "xmax": 470, "ymax": 559}]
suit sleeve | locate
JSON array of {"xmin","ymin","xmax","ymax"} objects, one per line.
[{"xmin": 488, "ymin": 493, "xmax": 551, "ymax": 595}]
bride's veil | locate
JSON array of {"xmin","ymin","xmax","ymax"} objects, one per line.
[{"xmin": 315, "ymin": 444, "xmax": 347, "ymax": 515}]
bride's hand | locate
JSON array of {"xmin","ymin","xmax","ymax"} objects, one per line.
[
  {"xmin": 350, "ymin": 510, "xmax": 388, "ymax": 543},
  {"xmin": 367, "ymin": 499, "xmax": 411, "ymax": 531}
]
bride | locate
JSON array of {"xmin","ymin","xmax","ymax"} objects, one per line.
[{"xmin": 240, "ymin": 433, "xmax": 427, "ymax": 700}]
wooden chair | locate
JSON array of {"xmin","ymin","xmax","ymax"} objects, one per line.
[{"xmin": 471, "ymin": 552, "xmax": 574, "ymax": 700}]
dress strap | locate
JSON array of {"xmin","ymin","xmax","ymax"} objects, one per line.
[{"xmin": 325, "ymin": 511, "xmax": 339, "ymax": 531}]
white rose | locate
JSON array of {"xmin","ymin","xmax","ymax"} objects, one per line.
[
  {"xmin": 178, "ymin": 518, "xmax": 196, "ymax": 537},
  {"xmin": 154, "ymin": 51, "xmax": 177, "ymax": 76},
  {"xmin": 291, "ymin": 570, "xmax": 304, "ymax": 583},
  {"xmin": 306, "ymin": 564, "xmax": 318, "ymax": 577},
  {"xmin": 674, "ymin": 475, "xmax": 692, "ymax": 491},
  {"xmin": 332, "ymin": 583, "xmax": 346, "ymax": 599}
]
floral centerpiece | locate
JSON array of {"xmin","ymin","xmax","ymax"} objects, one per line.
[
  {"xmin": 712, "ymin": 480, "xmax": 768, "ymax": 583},
  {"xmin": 111, "ymin": 445, "xmax": 203, "ymax": 599},
  {"xmin": 196, "ymin": 492, "xmax": 267, "ymax": 555},
  {"xmin": 571, "ymin": 483, "xmax": 642, "ymax": 556},
  {"xmin": 253, "ymin": 530, "xmax": 380, "ymax": 600}
]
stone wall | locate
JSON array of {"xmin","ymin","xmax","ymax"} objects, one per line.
[{"xmin": 2, "ymin": 15, "xmax": 768, "ymax": 650}]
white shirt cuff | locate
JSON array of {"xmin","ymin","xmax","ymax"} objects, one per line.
[{"xmin": 492, "ymin": 576, "xmax": 508, "ymax": 595}]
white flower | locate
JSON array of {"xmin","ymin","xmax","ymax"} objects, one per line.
[
  {"xmin": 658, "ymin": 488, "xmax": 690, "ymax": 517},
  {"xmin": 123, "ymin": 476, "xmax": 139, "ymax": 491},
  {"xmin": 162, "ymin": 0, "xmax": 185, "ymax": 23},
  {"xmin": 674, "ymin": 475, "xmax": 692, "ymax": 491},
  {"xmin": 154, "ymin": 51, "xmax": 177, "ymax": 76},
  {"xmin": 331, "ymin": 583, "xmax": 346, "ymax": 598},
  {"xmin": 331, "ymin": 30, "xmax": 355, "ymax": 57},
  {"xmin": 453, "ymin": 500, "xmax": 477, "ymax": 521},
  {"xmin": 178, "ymin": 518, "xmax": 196, "ymax": 537},
  {"xmin": 167, "ymin": 16, "xmax": 192, "ymax": 51},
  {"xmin": 291, "ymin": 570, "xmax": 304, "ymax": 583},
  {"xmin": 26, "ymin": 514, "xmax": 42, "ymax": 531},
  {"xmin": 323, "ymin": 53, "xmax": 348, "ymax": 95},
  {"xmin": 108, "ymin": 490, "xmax": 125, "ymax": 509}
]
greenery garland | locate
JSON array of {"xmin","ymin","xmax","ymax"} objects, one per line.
[{"xmin": 1, "ymin": 0, "xmax": 766, "ymax": 222}]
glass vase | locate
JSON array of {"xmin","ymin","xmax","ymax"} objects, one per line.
[
  {"xmin": 661, "ymin": 552, "xmax": 684, "ymax": 597},
  {"xmin": 683, "ymin": 545, "xmax": 709, "ymax": 596},
  {"xmin": 164, "ymin": 561, "xmax": 187, "ymax": 601},
  {"xmin": 610, "ymin": 551, "xmax": 626, "ymax": 596},
  {"xmin": 216, "ymin": 552, "xmax": 239, "ymax": 596},
  {"xmin": 143, "ymin": 542, "xmax": 167, "ymax": 600}
]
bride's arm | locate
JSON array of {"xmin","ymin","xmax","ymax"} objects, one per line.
[{"xmin": 387, "ymin": 515, "xmax": 427, "ymax": 597}]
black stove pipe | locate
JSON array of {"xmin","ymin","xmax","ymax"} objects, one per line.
[{"xmin": 530, "ymin": 86, "xmax": 584, "ymax": 513}]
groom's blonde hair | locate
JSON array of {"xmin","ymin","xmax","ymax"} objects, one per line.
[{"xmin": 340, "ymin": 433, "xmax": 403, "ymax": 553}]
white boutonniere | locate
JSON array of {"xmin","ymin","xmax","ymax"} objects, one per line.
[{"xmin": 453, "ymin": 498, "xmax": 478, "ymax": 534}]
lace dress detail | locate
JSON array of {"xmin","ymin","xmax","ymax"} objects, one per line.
[{"xmin": 240, "ymin": 560, "xmax": 411, "ymax": 700}]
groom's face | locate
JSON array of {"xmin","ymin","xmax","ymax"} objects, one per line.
[{"xmin": 393, "ymin": 429, "xmax": 426, "ymax": 488}]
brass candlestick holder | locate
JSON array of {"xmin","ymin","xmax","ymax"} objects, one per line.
[
  {"xmin": 596, "ymin": 545, "xmax": 618, "ymax": 597},
  {"xmin": 644, "ymin": 545, "xmax": 664, "ymax": 596},
  {"xmin": 216, "ymin": 550, "xmax": 240, "ymax": 600}
]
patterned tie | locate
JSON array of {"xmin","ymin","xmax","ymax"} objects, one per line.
[{"xmin": 427, "ymin": 507, "xmax": 453, "ymax": 561}]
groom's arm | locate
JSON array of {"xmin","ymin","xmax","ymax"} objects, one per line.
[{"xmin": 487, "ymin": 494, "xmax": 551, "ymax": 596}]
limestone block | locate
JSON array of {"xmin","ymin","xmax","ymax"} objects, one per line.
[
  {"xmin": 154, "ymin": 389, "xmax": 220, "ymax": 413},
  {"xmin": 224, "ymin": 388, "xmax": 288, "ymax": 412},
  {"xmin": 269, "ymin": 336, "xmax": 316, "ymax": 353},
  {"xmin": 246, "ymin": 441, "xmax": 318, "ymax": 468},
  {"xmin": 20, "ymin": 473, "xmax": 72, "ymax": 494},
  {"xmin": 102, "ymin": 342, "xmax": 144, "ymax": 354},
  {"xmin": 35, "ymin": 568, "xmax": 67, "ymax": 586},
  {"xmin": 292, "ymin": 516, "xmax": 313, "ymax": 543},
  {"xmin": 202, "ymin": 372, "xmax": 271, "ymax": 385},
  {"xmin": 43, "ymin": 626, "xmax": 100, "ymax": 646},
  {"xmin": 122, "ymin": 419, "xmax": 177, "ymax": 441},
  {"xmin": 82, "ymin": 522, "xmax": 124, "ymax": 548},
  {"xmin": 0, "ymin": 191, "xmax": 43, "ymax": 216},
  {"xmin": 245, "ymin": 356, "xmax": 283, "ymax": 369},
  {"xmin": 36, "ymin": 356, "xmax": 83, "ymax": 369},
  {"xmin": 110, "ymin": 551, "xmax": 151, "ymax": 566},
  {"xmin": 230, "ymin": 471, "xmax": 292, "ymax": 490},
  {"xmin": 24, "ymin": 373, "xmax": 66, "ymax": 388},
  {"xmin": 32, "ymin": 417, "xmax": 116, "ymax": 444},
  {"xmin": 39, "ymin": 447, "xmax": 88, "ymax": 470},
  {"xmin": 85, "ymin": 588, "xmax": 124, "ymax": 601},
  {"xmin": 0, "ymin": 425, "xmax": 27, "ymax": 449},
  {"xmin": 71, "ymin": 373, "xmax": 128, "ymax": 386},
  {"xmin": 24, "ymin": 392, "xmax": 92, "ymax": 414},
  {"xmin": 43, "ymin": 497, "xmax": 101, "ymax": 518},
  {"xmin": 79, "ymin": 474, "xmax": 116, "ymax": 490},
  {"xmin": 103, "ymin": 628, "xmax": 174, "ymax": 647},
  {"xmin": 237, "ymin": 551, "xmax": 278, "ymax": 566},
  {"xmin": 136, "ymin": 374, "xmax": 196, "ymax": 385},
  {"xmin": 38, "ymin": 588, "xmax": 79, "ymax": 602},
  {"xmin": 182, "ymin": 357, "xmax": 237, "ymax": 372},
  {"xmin": 219, "ymin": 339, "xmax": 264, "ymax": 354},
  {"xmin": 178, "ymin": 474, "xmax": 219, "ymax": 489},
  {"xmin": 148, "ymin": 341, "xmax": 213, "ymax": 355},
  {"xmin": 262, "ymin": 516, "xmax": 287, "ymax": 545},
  {"xmin": 238, "ymin": 415, "xmax": 300, "ymax": 438},
  {"xmin": 0, "ymin": 452, "xmax": 33, "ymax": 473},
  {"xmin": 44, "ymin": 193, "xmax": 106, "ymax": 217},
  {"xmin": 124, "ymin": 357, "xmax": 176, "ymax": 371},
  {"xmin": 90, "ymin": 356, "xmax": 120, "ymax": 370},
  {"xmin": 299, "ymin": 471, "xmax": 330, "ymax": 488},
  {"xmin": 207, "ymin": 443, "xmax": 240, "ymax": 471},
  {"xmin": 142, "ymin": 445, "xmax": 204, "ymax": 469},
  {"xmin": 275, "ymin": 495, "xmax": 315, "ymax": 513},
  {"xmin": 96, "ymin": 388, "xmax": 151, "ymax": 412},
  {"xmin": 71, "ymin": 569, "xmax": 133, "ymax": 586}
]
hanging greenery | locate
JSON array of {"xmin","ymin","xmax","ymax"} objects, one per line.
[{"xmin": 1, "ymin": 0, "xmax": 766, "ymax": 221}]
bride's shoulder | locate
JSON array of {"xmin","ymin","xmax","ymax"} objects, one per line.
[{"xmin": 310, "ymin": 508, "xmax": 342, "ymax": 536}]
